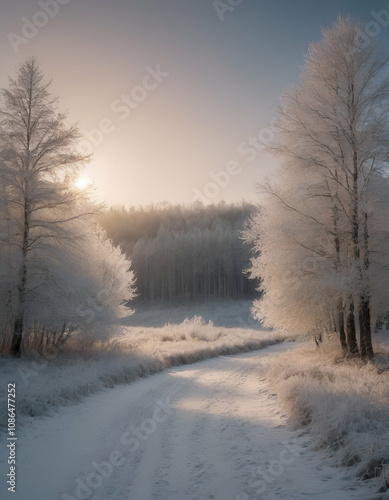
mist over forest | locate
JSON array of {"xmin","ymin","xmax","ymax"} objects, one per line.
[{"xmin": 99, "ymin": 202, "xmax": 259, "ymax": 302}]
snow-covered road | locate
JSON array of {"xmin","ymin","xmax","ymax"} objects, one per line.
[{"xmin": 3, "ymin": 343, "xmax": 375, "ymax": 500}]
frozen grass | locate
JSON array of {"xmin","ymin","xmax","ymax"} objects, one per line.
[
  {"xmin": 0, "ymin": 301, "xmax": 286, "ymax": 429},
  {"xmin": 121, "ymin": 320, "xmax": 287, "ymax": 371},
  {"xmin": 266, "ymin": 336, "xmax": 389, "ymax": 493}
]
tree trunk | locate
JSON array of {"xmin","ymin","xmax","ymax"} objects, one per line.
[
  {"xmin": 11, "ymin": 260, "xmax": 27, "ymax": 357},
  {"xmin": 10, "ymin": 316, "xmax": 23, "ymax": 358},
  {"xmin": 10, "ymin": 194, "xmax": 29, "ymax": 358},
  {"xmin": 332, "ymin": 201, "xmax": 347, "ymax": 355},
  {"xmin": 346, "ymin": 300, "xmax": 358, "ymax": 356},
  {"xmin": 359, "ymin": 298, "xmax": 373, "ymax": 360},
  {"xmin": 359, "ymin": 213, "xmax": 374, "ymax": 360},
  {"xmin": 337, "ymin": 300, "xmax": 347, "ymax": 355}
]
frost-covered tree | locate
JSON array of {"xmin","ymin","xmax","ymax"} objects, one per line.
[
  {"xmin": 0, "ymin": 58, "xmax": 136, "ymax": 356},
  {"xmin": 246, "ymin": 17, "xmax": 389, "ymax": 359},
  {"xmin": 19, "ymin": 217, "xmax": 136, "ymax": 350}
]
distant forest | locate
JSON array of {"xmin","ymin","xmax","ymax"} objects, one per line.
[{"xmin": 99, "ymin": 202, "xmax": 259, "ymax": 302}]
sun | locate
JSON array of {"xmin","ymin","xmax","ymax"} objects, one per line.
[{"xmin": 75, "ymin": 175, "xmax": 92, "ymax": 190}]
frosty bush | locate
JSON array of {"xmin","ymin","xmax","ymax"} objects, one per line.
[{"xmin": 267, "ymin": 340, "xmax": 389, "ymax": 488}]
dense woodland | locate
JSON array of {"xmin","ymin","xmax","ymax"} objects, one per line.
[{"xmin": 99, "ymin": 202, "xmax": 259, "ymax": 302}]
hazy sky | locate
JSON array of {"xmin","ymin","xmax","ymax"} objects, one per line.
[{"xmin": 1, "ymin": 0, "xmax": 388, "ymax": 207}]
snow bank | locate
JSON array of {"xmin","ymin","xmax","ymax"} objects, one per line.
[{"xmin": 266, "ymin": 339, "xmax": 389, "ymax": 493}]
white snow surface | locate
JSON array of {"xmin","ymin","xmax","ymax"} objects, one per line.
[{"xmin": 1, "ymin": 343, "xmax": 379, "ymax": 500}]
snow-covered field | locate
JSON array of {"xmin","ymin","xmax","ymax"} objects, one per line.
[
  {"xmin": 1, "ymin": 300, "xmax": 388, "ymax": 499},
  {"xmin": 0, "ymin": 300, "xmax": 285, "ymax": 427},
  {"xmin": 0, "ymin": 342, "xmax": 380, "ymax": 500}
]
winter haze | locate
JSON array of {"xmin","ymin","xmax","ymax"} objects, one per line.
[{"xmin": 0, "ymin": 0, "xmax": 387, "ymax": 206}]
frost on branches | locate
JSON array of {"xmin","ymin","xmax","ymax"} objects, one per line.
[
  {"xmin": 0, "ymin": 58, "xmax": 136, "ymax": 357},
  {"xmin": 245, "ymin": 17, "xmax": 389, "ymax": 359}
]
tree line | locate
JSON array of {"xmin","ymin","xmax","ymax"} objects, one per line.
[{"xmin": 99, "ymin": 202, "xmax": 258, "ymax": 302}]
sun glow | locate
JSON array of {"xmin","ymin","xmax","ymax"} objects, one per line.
[{"xmin": 75, "ymin": 175, "xmax": 92, "ymax": 190}]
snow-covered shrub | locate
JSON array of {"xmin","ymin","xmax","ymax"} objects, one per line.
[
  {"xmin": 161, "ymin": 316, "xmax": 223, "ymax": 342},
  {"xmin": 267, "ymin": 340, "xmax": 389, "ymax": 488}
]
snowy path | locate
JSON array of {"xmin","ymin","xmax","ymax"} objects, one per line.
[{"xmin": 2, "ymin": 343, "xmax": 376, "ymax": 500}]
